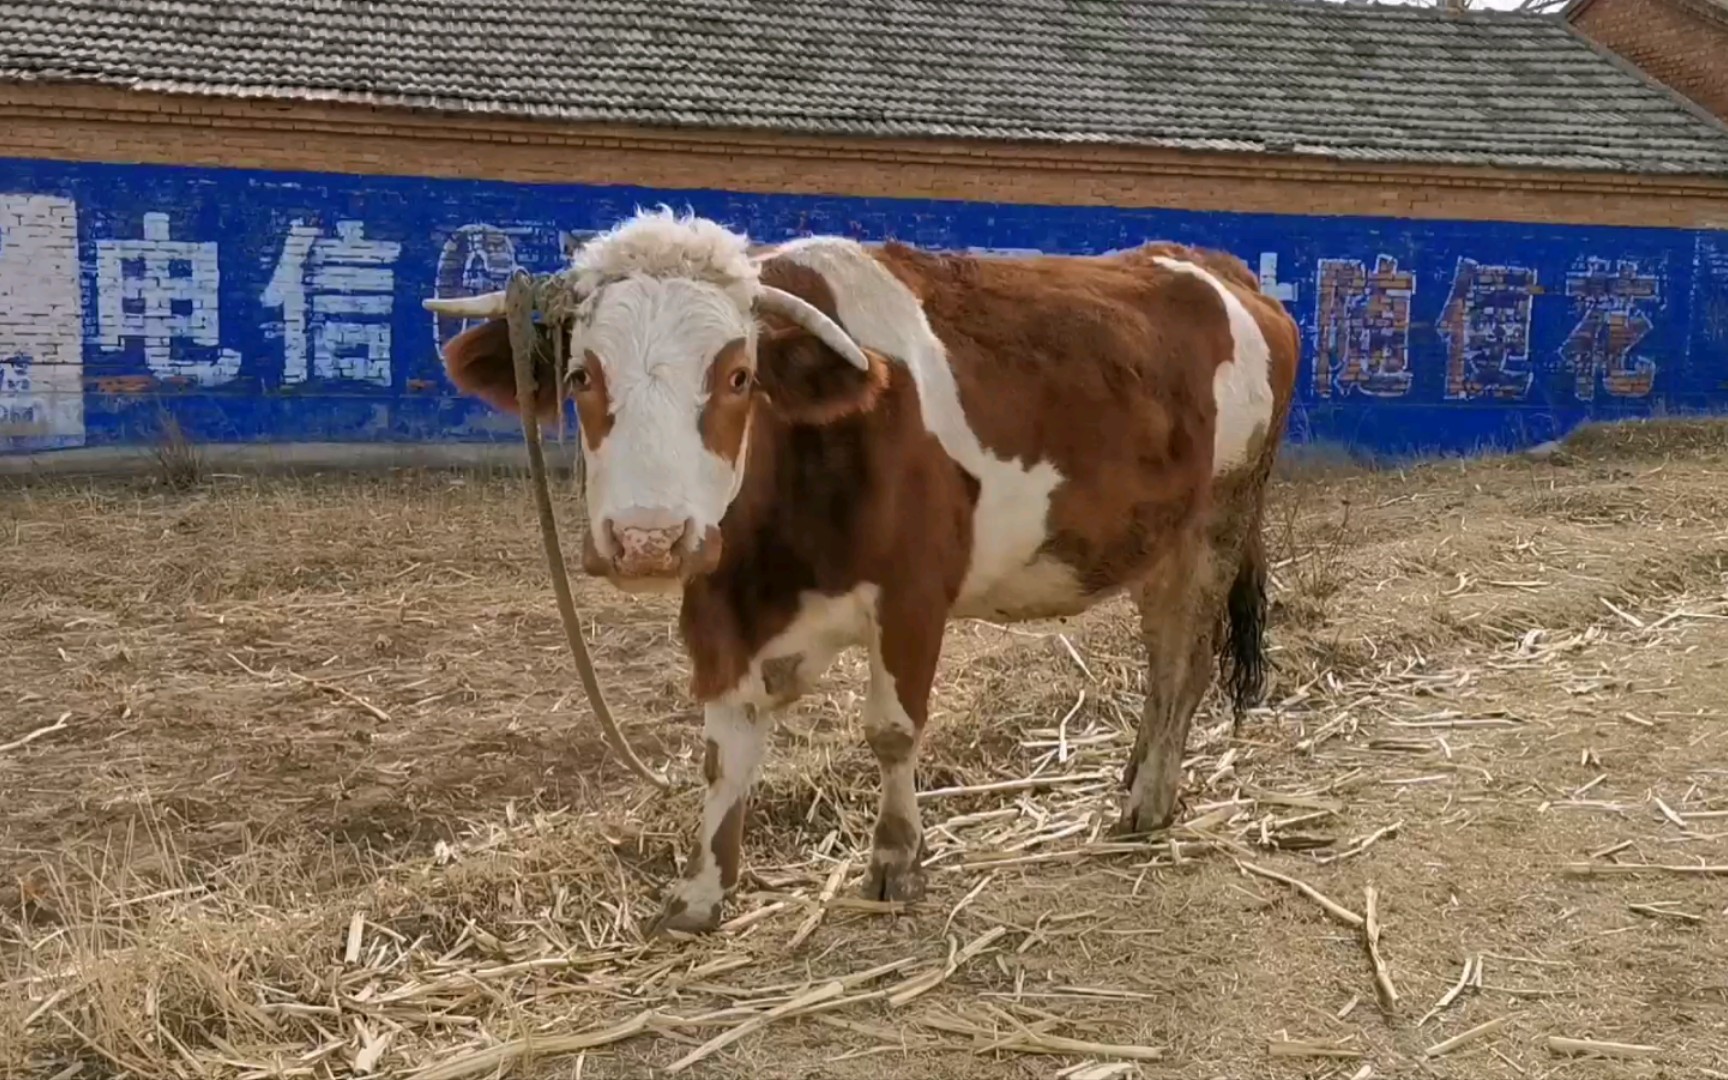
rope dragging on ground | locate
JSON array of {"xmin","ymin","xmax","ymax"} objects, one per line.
[{"xmin": 505, "ymin": 269, "xmax": 674, "ymax": 791}]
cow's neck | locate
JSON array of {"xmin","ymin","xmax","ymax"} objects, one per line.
[{"xmin": 678, "ymin": 394, "xmax": 880, "ymax": 701}]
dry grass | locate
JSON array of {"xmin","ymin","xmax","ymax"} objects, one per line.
[
  {"xmin": 3, "ymin": 418, "xmax": 1728, "ymax": 1079},
  {"xmin": 147, "ymin": 409, "xmax": 204, "ymax": 493}
]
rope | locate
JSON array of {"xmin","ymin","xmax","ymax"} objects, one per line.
[{"xmin": 505, "ymin": 269, "xmax": 674, "ymax": 792}]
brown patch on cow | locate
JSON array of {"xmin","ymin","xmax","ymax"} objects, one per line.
[
  {"xmin": 1208, "ymin": 465, "xmax": 1269, "ymax": 545},
  {"xmin": 441, "ymin": 318, "xmax": 563, "ymax": 421},
  {"xmin": 758, "ymin": 258, "xmax": 842, "ymax": 319},
  {"xmin": 865, "ymin": 575, "xmax": 945, "ymax": 788},
  {"xmin": 570, "ymin": 348, "xmax": 614, "ymax": 451},
  {"xmin": 1122, "ymin": 242, "xmax": 1262, "ymax": 292},
  {"xmin": 699, "ymin": 337, "xmax": 754, "ymax": 463},
  {"xmin": 755, "ymin": 327, "xmax": 893, "ymax": 426},
  {"xmin": 684, "ymin": 524, "xmax": 724, "ymax": 580},
  {"xmin": 871, "ymin": 241, "xmax": 1224, "ymax": 599},
  {"xmin": 678, "ymin": 249, "xmax": 981, "ymax": 703},
  {"xmin": 701, "ymin": 738, "xmax": 720, "ymax": 785},
  {"xmin": 680, "ymin": 352, "xmax": 978, "ymax": 702},
  {"xmin": 753, "ymin": 255, "xmax": 892, "ymax": 425},
  {"xmin": 712, "ymin": 799, "xmax": 745, "ymax": 889}
]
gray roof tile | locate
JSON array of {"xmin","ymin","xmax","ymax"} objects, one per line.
[{"xmin": 4, "ymin": 0, "xmax": 1728, "ymax": 176}]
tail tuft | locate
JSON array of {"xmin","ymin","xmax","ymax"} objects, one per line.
[{"xmin": 1219, "ymin": 532, "xmax": 1269, "ymax": 730}]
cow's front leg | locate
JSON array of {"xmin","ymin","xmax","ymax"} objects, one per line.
[
  {"xmin": 861, "ymin": 596, "xmax": 941, "ymax": 903},
  {"xmin": 649, "ymin": 701, "xmax": 769, "ymax": 935}
]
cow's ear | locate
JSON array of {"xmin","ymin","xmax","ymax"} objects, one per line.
[
  {"xmin": 442, "ymin": 318, "xmax": 562, "ymax": 419},
  {"xmin": 754, "ymin": 325, "xmax": 890, "ymax": 425}
]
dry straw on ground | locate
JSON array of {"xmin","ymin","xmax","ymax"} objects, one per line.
[{"xmin": 4, "ymin": 418, "xmax": 1728, "ymax": 1078}]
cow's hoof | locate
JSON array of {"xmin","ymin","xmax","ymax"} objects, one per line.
[
  {"xmin": 646, "ymin": 894, "xmax": 723, "ymax": 938},
  {"xmin": 862, "ymin": 859, "xmax": 926, "ymax": 904},
  {"xmin": 1111, "ymin": 797, "xmax": 1180, "ymax": 838}
]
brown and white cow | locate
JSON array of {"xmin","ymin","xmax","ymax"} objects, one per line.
[{"xmin": 424, "ymin": 209, "xmax": 1300, "ymax": 934}]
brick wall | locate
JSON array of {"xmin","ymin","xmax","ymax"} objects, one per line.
[
  {"xmin": 1571, "ymin": 0, "xmax": 1728, "ymax": 123},
  {"xmin": 1, "ymin": 83, "xmax": 1727, "ymax": 230}
]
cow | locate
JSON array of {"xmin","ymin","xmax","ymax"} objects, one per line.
[{"xmin": 423, "ymin": 209, "xmax": 1300, "ymax": 935}]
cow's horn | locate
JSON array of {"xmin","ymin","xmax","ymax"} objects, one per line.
[
  {"xmin": 756, "ymin": 286, "xmax": 871, "ymax": 371},
  {"xmin": 423, "ymin": 290, "xmax": 510, "ymax": 319}
]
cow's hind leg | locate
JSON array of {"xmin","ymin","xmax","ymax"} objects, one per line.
[
  {"xmin": 861, "ymin": 591, "xmax": 943, "ymax": 903},
  {"xmin": 649, "ymin": 701, "xmax": 770, "ymax": 935},
  {"xmin": 1117, "ymin": 535, "xmax": 1223, "ymax": 835}
]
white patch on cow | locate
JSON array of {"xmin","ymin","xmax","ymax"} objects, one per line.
[
  {"xmin": 573, "ymin": 208, "xmax": 759, "ymax": 311},
  {"xmin": 575, "ymin": 275, "xmax": 753, "ymax": 553},
  {"xmin": 663, "ymin": 700, "xmax": 769, "ymax": 919},
  {"xmin": 720, "ymin": 584, "xmax": 881, "ymax": 708},
  {"xmin": 767, "ymin": 237, "xmax": 1085, "ymax": 620},
  {"xmin": 1152, "ymin": 256, "xmax": 1275, "ymax": 475}
]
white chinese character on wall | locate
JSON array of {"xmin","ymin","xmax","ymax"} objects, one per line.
[
  {"xmin": 1258, "ymin": 252, "xmax": 1297, "ymax": 303},
  {"xmin": 1, "ymin": 193, "xmax": 85, "ymax": 450},
  {"xmin": 94, "ymin": 212, "xmax": 241, "ymax": 387},
  {"xmin": 263, "ymin": 219, "xmax": 402, "ymax": 386}
]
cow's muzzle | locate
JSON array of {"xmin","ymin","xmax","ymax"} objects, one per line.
[{"xmin": 583, "ymin": 508, "xmax": 722, "ymax": 584}]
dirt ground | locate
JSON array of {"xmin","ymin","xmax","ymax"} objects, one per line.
[{"xmin": 3, "ymin": 419, "xmax": 1727, "ymax": 1080}]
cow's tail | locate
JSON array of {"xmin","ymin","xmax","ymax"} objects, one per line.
[{"xmin": 1218, "ymin": 517, "xmax": 1270, "ymax": 731}]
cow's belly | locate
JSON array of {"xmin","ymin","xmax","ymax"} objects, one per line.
[{"xmin": 949, "ymin": 466, "xmax": 1093, "ymax": 623}]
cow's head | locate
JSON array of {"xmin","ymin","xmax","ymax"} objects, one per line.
[{"xmin": 424, "ymin": 209, "xmax": 887, "ymax": 592}]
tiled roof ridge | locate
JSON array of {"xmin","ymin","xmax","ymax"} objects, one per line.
[{"xmin": 4, "ymin": 0, "xmax": 1728, "ymax": 177}]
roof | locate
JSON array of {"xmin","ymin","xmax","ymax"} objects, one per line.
[{"xmin": 4, "ymin": 0, "xmax": 1728, "ymax": 177}]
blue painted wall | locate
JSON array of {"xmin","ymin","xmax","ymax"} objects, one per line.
[{"xmin": 1, "ymin": 156, "xmax": 1724, "ymax": 459}]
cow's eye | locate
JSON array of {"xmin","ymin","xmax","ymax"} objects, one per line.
[
  {"xmin": 728, "ymin": 367, "xmax": 751, "ymax": 393},
  {"xmin": 570, "ymin": 366, "xmax": 592, "ymax": 390}
]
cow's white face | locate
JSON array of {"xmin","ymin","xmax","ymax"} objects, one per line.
[
  {"xmin": 426, "ymin": 210, "xmax": 883, "ymax": 593},
  {"xmin": 569, "ymin": 275, "xmax": 757, "ymax": 590}
]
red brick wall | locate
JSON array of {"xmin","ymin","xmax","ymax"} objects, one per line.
[
  {"xmin": 1572, "ymin": 0, "xmax": 1728, "ymax": 122},
  {"xmin": 1, "ymin": 82, "xmax": 1726, "ymax": 229}
]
